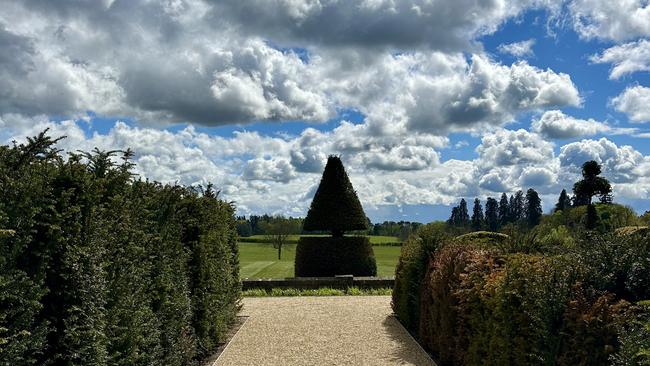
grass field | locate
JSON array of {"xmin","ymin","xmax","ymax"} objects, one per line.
[
  {"xmin": 239, "ymin": 234, "xmax": 402, "ymax": 245},
  {"xmin": 239, "ymin": 243, "xmax": 401, "ymax": 278}
]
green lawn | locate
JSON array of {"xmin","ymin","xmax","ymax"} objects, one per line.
[
  {"xmin": 239, "ymin": 243, "xmax": 401, "ymax": 279},
  {"xmin": 239, "ymin": 234, "xmax": 401, "ymax": 245}
]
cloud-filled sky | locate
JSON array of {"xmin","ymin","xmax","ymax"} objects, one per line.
[{"xmin": 1, "ymin": 0, "xmax": 650, "ymax": 222}]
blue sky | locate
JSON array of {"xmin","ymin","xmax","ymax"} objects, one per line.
[{"xmin": 1, "ymin": 0, "xmax": 650, "ymax": 222}]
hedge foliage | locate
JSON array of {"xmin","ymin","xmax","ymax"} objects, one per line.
[
  {"xmin": 302, "ymin": 156, "xmax": 368, "ymax": 235},
  {"xmin": 391, "ymin": 222, "xmax": 449, "ymax": 332},
  {"xmin": 394, "ymin": 224, "xmax": 650, "ymax": 365},
  {"xmin": 294, "ymin": 236, "xmax": 376, "ymax": 277},
  {"xmin": 0, "ymin": 132, "xmax": 240, "ymax": 365}
]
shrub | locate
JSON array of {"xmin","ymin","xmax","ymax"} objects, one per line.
[
  {"xmin": 574, "ymin": 232, "xmax": 650, "ymax": 302},
  {"xmin": 414, "ymin": 235, "xmax": 647, "ymax": 365},
  {"xmin": 454, "ymin": 231, "xmax": 509, "ymax": 246},
  {"xmin": 418, "ymin": 244, "xmax": 496, "ymax": 365},
  {"xmin": 616, "ymin": 226, "xmax": 649, "ymax": 236},
  {"xmin": 535, "ymin": 225, "xmax": 575, "ymax": 249},
  {"xmin": 610, "ymin": 300, "xmax": 650, "ymax": 365},
  {"xmin": 537, "ymin": 203, "xmax": 639, "ymax": 237},
  {"xmin": 556, "ymin": 287, "xmax": 631, "ymax": 366},
  {"xmin": 392, "ymin": 223, "xmax": 448, "ymax": 333},
  {"xmin": 295, "ymin": 236, "xmax": 376, "ymax": 277},
  {"xmin": 417, "ymin": 246, "xmax": 574, "ymax": 365},
  {"xmin": 0, "ymin": 132, "xmax": 240, "ymax": 365}
]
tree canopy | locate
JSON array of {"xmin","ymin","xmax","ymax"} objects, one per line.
[
  {"xmin": 573, "ymin": 160, "xmax": 612, "ymax": 206},
  {"xmin": 303, "ymin": 156, "xmax": 367, "ymax": 236},
  {"xmin": 555, "ymin": 189, "xmax": 572, "ymax": 212},
  {"xmin": 471, "ymin": 198, "xmax": 484, "ymax": 231},
  {"xmin": 262, "ymin": 216, "xmax": 301, "ymax": 259},
  {"xmin": 485, "ymin": 197, "xmax": 499, "ymax": 231},
  {"xmin": 525, "ymin": 188, "xmax": 543, "ymax": 227}
]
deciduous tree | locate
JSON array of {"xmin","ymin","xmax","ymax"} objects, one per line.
[{"xmin": 262, "ymin": 216, "xmax": 301, "ymax": 260}]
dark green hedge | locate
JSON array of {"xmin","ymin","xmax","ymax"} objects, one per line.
[
  {"xmin": 294, "ymin": 236, "xmax": 376, "ymax": 277},
  {"xmin": 0, "ymin": 132, "xmax": 240, "ymax": 365},
  {"xmin": 302, "ymin": 156, "xmax": 368, "ymax": 234},
  {"xmin": 391, "ymin": 223, "xmax": 448, "ymax": 332}
]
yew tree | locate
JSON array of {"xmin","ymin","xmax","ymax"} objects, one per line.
[
  {"xmin": 303, "ymin": 156, "xmax": 368, "ymax": 237},
  {"xmin": 296, "ymin": 156, "xmax": 376, "ymax": 277}
]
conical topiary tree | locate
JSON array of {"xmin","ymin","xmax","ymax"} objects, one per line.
[
  {"xmin": 295, "ymin": 156, "xmax": 376, "ymax": 277},
  {"xmin": 303, "ymin": 156, "xmax": 368, "ymax": 237}
]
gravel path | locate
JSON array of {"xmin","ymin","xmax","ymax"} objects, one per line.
[{"xmin": 214, "ymin": 296, "xmax": 435, "ymax": 366}]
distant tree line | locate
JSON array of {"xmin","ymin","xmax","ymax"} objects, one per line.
[
  {"xmin": 236, "ymin": 214, "xmax": 421, "ymax": 241},
  {"xmin": 369, "ymin": 221, "xmax": 422, "ymax": 240},
  {"xmin": 235, "ymin": 215, "xmax": 304, "ymax": 237},
  {"xmin": 448, "ymin": 189, "xmax": 541, "ymax": 231},
  {"xmin": 239, "ymin": 160, "xmax": 613, "ymax": 240},
  {"xmin": 448, "ymin": 160, "xmax": 614, "ymax": 233}
]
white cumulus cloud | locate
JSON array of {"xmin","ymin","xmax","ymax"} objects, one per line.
[
  {"xmin": 497, "ymin": 39, "xmax": 536, "ymax": 58},
  {"xmin": 531, "ymin": 110, "xmax": 612, "ymax": 139},
  {"xmin": 569, "ymin": 0, "xmax": 650, "ymax": 41},
  {"xmin": 591, "ymin": 39, "xmax": 650, "ymax": 79},
  {"xmin": 612, "ymin": 86, "xmax": 650, "ymax": 123}
]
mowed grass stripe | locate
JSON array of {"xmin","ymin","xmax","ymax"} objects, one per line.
[
  {"xmin": 240, "ymin": 261, "xmax": 276, "ymax": 278},
  {"xmin": 238, "ymin": 242, "xmax": 400, "ymax": 278},
  {"xmin": 372, "ymin": 246, "xmax": 400, "ymax": 278},
  {"xmin": 253, "ymin": 261, "xmax": 295, "ymax": 279}
]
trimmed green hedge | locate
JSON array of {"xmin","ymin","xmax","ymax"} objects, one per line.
[
  {"xmin": 394, "ymin": 227, "xmax": 650, "ymax": 365},
  {"xmin": 294, "ymin": 236, "xmax": 377, "ymax": 277},
  {"xmin": 391, "ymin": 223, "xmax": 448, "ymax": 332},
  {"xmin": 0, "ymin": 133, "xmax": 240, "ymax": 365}
]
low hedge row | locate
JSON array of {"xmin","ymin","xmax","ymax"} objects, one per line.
[
  {"xmin": 294, "ymin": 236, "xmax": 377, "ymax": 277},
  {"xmin": 393, "ymin": 228, "xmax": 650, "ymax": 365},
  {"xmin": 0, "ymin": 134, "xmax": 241, "ymax": 365}
]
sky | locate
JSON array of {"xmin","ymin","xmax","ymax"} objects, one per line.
[{"xmin": 1, "ymin": 0, "xmax": 650, "ymax": 223}]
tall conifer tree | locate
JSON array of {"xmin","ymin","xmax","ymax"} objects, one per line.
[
  {"xmin": 509, "ymin": 190, "xmax": 525, "ymax": 223},
  {"xmin": 458, "ymin": 199, "xmax": 470, "ymax": 227},
  {"xmin": 525, "ymin": 188, "xmax": 543, "ymax": 227},
  {"xmin": 485, "ymin": 197, "xmax": 499, "ymax": 231},
  {"xmin": 555, "ymin": 189, "xmax": 572, "ymax": 212},
  {"xmin": 498, "ymin": 193, "xmax": 510, "ymax": 225},
  {"xmin": 471, "ymin": 198, "xmax": 484, "ymax": 231}
]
